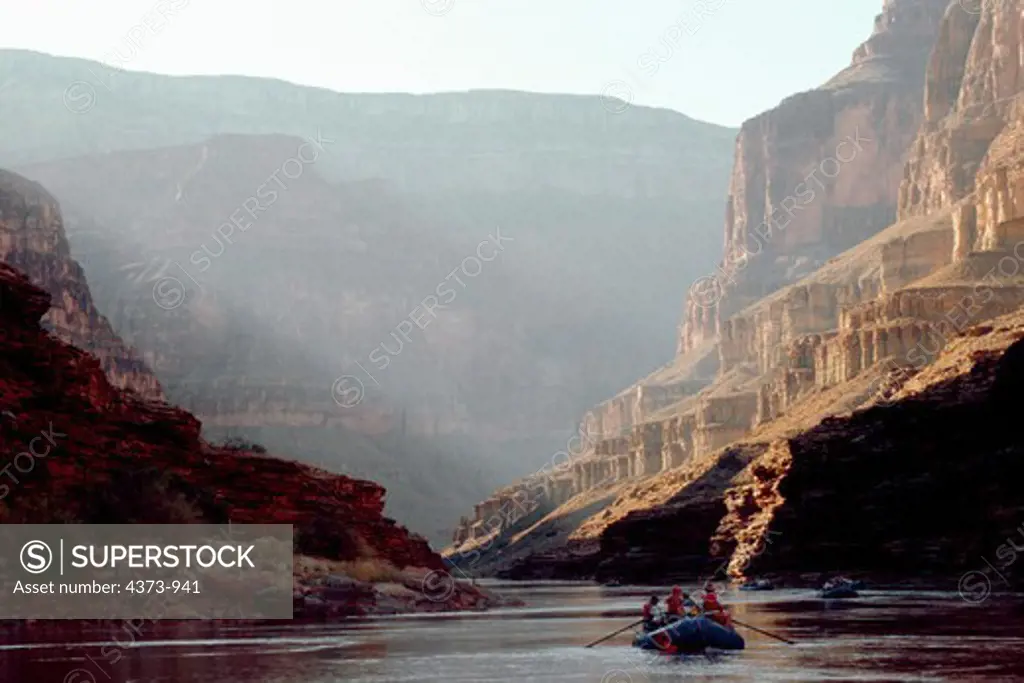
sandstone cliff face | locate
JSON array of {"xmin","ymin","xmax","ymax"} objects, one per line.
[
  {"xmin": 900, "ymin": 0, "xmax": 1023, "ymax": 220},
  {"xmin": 0, "ymin": 259, "xmax": 442, "ymax": 572},
  {"xmin": 498, "ymin": 308, "xmax": 1024, "ymax": 587},
  {"xmin": 577, "ymin": 0, "xmax": 950, "ymax": 462},
  {"xmin": 705, "ymin": 3, "xmax": 1024, "ymax": 585},
  {"xmin": 0, "ymin": 170, "xmax": 162, "ymax": 401},
  {"xmin": 449, "ymin": 0, "xmax": 950, "ymax": 548},
  {"xmin": 580, "ymin": 0, "xmax": 1019, "ymax": 501},
  {"xmin": 451, "ymin": 0, "xmax": 1024, "ymax": 581},
  {"xmin": 680, "ymin": 0, "xmax": 949, "ymax": 354}
]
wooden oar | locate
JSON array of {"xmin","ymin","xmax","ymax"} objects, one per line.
[
  {"xmin": 730, "ymin": 618, "xmax": 796, "ymax": 645},
  {"xmin": 584, "ymin": 618, "xmax": 645, "ymax": 648}
]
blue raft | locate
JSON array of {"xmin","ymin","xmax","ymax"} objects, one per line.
[
  {"xmin": 818, "ymin": 585, "xmax": 859, "ymax": 599},
  {"xmin": 633, "ymin": 616, "xmax": 745, "ymax": 654}
]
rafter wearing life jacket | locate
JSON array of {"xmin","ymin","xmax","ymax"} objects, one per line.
[
  {"xmin": 701, "ymin": 583, "xmax": 732, "ymax": 627},
  {"xmin": 666, "ymin": 585, "xmax": 699, "ymax": 620},
  {"xmin": 641, "ymin": 595, "xmax": 664, "ymax": 631}
]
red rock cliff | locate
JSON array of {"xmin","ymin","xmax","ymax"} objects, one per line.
[
  {"xmin": 0, "ymin": 259, "xmax": 442, "ymax": 571},
  {"xmin": 0, "ymin": 170, "xmax": 163, "ymax": 401}
]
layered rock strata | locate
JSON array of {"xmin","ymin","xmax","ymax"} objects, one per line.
[
  {"xmin": 450, "ymin": 0, "xmax": 950, "ymax": 544},
  {"xmin": 451, "ymin": 0, "xmax": 1024, "ymax": 579},
  {"xmin": 679, "ymin": 0, "xmax": 950, "ymax": 354},
  {"xmin": 716, "ymin": 308, "xmax": 1024, "ymax": 585},
  {"xmin": 0, "ymin": 170, "xmax": 162, "ymax": 400}
]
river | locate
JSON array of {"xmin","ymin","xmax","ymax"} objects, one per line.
[{"xmin": 2, "ymin": 581, "xmax": 1022, "ymax": 682}]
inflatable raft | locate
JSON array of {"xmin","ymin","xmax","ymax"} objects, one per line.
[
  {"xmin": 739, "ymin": 578, "xmax": 775, "ymax": 591},
  {"xmin": 633, "ymin": 616, "xmax": 745, "ymax": 655},
  {"xmin": 818, "ymin": 585, "xmax": 859, "ymax": 599}
]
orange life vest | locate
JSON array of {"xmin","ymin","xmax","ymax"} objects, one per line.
[{"xmin": 702, "ymin": 592, "xmax": 731, "ymax": 626}]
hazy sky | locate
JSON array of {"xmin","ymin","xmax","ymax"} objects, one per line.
[{"xmin": 1, "ymin": 0, "xmax": 887, "ymax": 127}]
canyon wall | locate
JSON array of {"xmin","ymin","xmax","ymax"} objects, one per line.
[
  {"xmin": 19, "ymin": 102, "xmax": 735, "ymax": 543},
  {"xmin": 5, "ymin": 60, "xmax": 741, "ymax": 542},
  {"xmin": 20, "ymin": 139, "xmax": 501, "ymax": 544},
  {"xmin": 680, "ymin": 0, "xmax": 949, "ymax": 353},
  {"xmin": 576, "ymin": 0, "xmax": 951, "ymax": 458},
  {"xmin": 718, "ymin": 306, "xmax": 1024, "ymax": 586},
  {"xmin": 0, "ymin": 170, "xmax": 162, "ymax": 401},
  {"xmin": 449, "ymin": 0, "xmax": 952, "ymax": 548},
  {"xmin": 451, "ymin": 0, "xmax": 1024, "ymax": 583},
  {"xmin": 0, "ymin": 50, "xmax": 735, "ymax": 201},
  {"xmin": 582, "ymin": 308, "xmax": 1024, "ymax": 587},
  {"xmin": 0, "ymin": 257, "xmax": 444, "ymax": 572}
]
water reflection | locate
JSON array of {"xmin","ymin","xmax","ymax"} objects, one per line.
[{"xmin": 1, "ymin": 583, "xmax": 1022, "ymax": 682}]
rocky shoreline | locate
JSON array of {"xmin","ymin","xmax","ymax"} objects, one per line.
[{"xmin": 293, "ymin": 562, "xmax": 520, "ymax": 618}]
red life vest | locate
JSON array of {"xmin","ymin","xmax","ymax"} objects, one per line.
[
  {"xmin": 642, "ymin": 602, "xmax": 654, "ymax": 620},
  {"xmin": 666, "ymin": 594, "xmax": 683, "ymax": 615},
  {"xmin": 703, "ymin": 591, "xmax": 732, "ymax": 626}
]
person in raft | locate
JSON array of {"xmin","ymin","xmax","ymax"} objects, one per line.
[
  {"xmin": 642, "ymin": 595, "xmax": 665, "ymax": 632},
  {"xmin": 701, "ymin": 583, "xmax": 733, "ymax": 627},
  {"xmin": 664, "ymin": 585, "xmax": 698, "ymax": 622}
]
